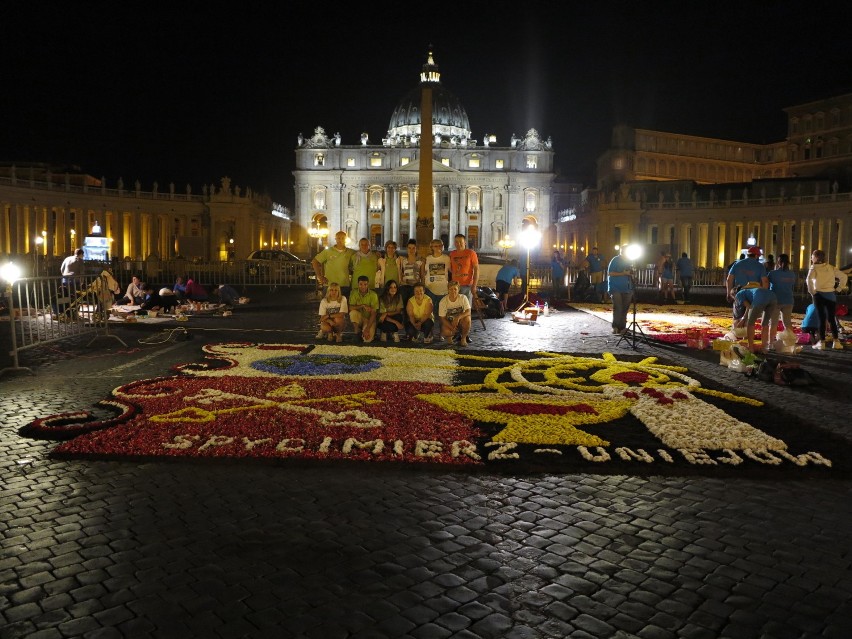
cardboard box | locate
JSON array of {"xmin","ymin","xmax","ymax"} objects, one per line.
[{"xmin": 685, "ymin": 328, "xmax": 708, "ymax": 349}]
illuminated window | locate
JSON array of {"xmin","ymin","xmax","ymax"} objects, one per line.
[
  {"xmin": 314, "ymin": 154, "xmax": 325, "ymax": 167},
  {"xmin": 467, "ymin": 190, "xmax": 480, "ymax": 211},
  {"xmin": 370, "ymin": 157, "xmax": 382, "ymax": 167},
  {"xmin": 370, "ymin": 190, "xmax": 382, "ymax": 209},
  {"xmin": 441, "ymin": 158, "xmax": 450, "ymax": 166},
  {"xmin": 526, "ymin": 155, "xmax": 537, "ymax": 169},
  {"xmin": 400, "ymin": 157, "xmax": 410, "ymax": 166},
  {"xmin": 468, "ymin": 156, "xmax": 480, "ymax": 168},
  {"xmin": 314, "ymin": 189, "xmax": 326, "ymax": 209},
  {"xmin": 495, "ymin": 159, "xmax": 504, "ymax": 169},
  {"xmin": 401, "ymin": 190, "xmax": 410, "ymax": 211},
  {"xmin": 347, "ymin": 157, "xmax": 355, "ymax": 167},
  {"xmin": 613, "ymin": 157, "xmax": 624, "ymax": 170},
  {"xmin": 524, "ymin": 190, "xmax": 537, "ymax": 212}
]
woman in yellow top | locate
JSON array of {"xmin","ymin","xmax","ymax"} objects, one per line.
[{"xmin": 405, "ymin": 283, "xmax": 435, "ymax": 344}]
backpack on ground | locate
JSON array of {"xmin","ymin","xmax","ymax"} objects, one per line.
[{"xmin": 773, "ymin": 361, "xmax": 812, "ymax": 387}]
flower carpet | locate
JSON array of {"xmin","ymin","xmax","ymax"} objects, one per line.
[
  {"xmin": 20, "ymin": 343, "xmax": 852, "ymax": 478},
  {"xmin": 570, "ymin": 302, "xmax": 849, "ymax": 345}
]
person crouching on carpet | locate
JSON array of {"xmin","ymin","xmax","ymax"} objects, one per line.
[{"xmin": 317, "ymin": 282, "xmax": 348, "ymax": 343}]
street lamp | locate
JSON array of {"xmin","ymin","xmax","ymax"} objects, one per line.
[
  {"xmin": 34, "ymin": 235, "xmax": 44, "ymax": 276},
  {"xmin": 70, "ymin": 229, "xmax": 76, "ymax": 250},
  {"xmin": 498, "ymin": 234, "xmax": 515, "ymax": 259},
  {"xmin": 516, "ymin": 225, "xmax": 541, "ymax": 310},
  {"xmin": 617, "ymin": 243, "xmax": 649, "ymax": 350},
  {"xmin": 308, "ymin": 221, "xmax": 329, "ymax": 248}
]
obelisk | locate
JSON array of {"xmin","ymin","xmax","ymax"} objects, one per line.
[{"xmin": 416, "ymin": 49, "xmax": 435, "ymax": 257}]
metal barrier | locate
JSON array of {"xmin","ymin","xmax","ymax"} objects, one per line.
[{"xmin": 1, "ymin": 274, "xmax": 126, "ymax": 377}]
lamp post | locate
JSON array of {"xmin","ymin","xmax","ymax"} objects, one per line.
[
  {"xmin": 617, "ymin": 243, "xmax": 649, "ymax": 350},
  {"xmin": 498, "ymin": 234, "xmax": 515, "ymax": 259},
  {"xmin": 34, "ymin": 235, "xmax": 44, "ymax": 276},
  {"xmin": 308, "ymin": 221, "xmax": 329, "ymax": 249},
  {"xmin": 517, "ymin": 225, "xmax": 541, "ymax": 310},
  {"xmin": 70, "ymin": 229, "xmax": 76, "ymax": 250}
]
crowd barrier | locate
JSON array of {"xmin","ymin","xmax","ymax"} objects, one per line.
[{"xmin": 0, "ymin": 273, "xmax": 126, "ymax": 377}]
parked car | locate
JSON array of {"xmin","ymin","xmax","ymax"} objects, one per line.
[{"xmin": 246, "ymin": 250, "xmax": 312, "ymax": 280}]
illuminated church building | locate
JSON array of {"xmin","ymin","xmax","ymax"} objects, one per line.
[
  {"xmin": 2, "ymin": 49, "xmax": 850, "ymax": 270},
  {"xmin": 292, "ymin": 52, "xmax": 558, "ymax": 254}
]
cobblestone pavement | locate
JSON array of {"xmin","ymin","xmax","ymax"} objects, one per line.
[{"xmin": 2, "ymin": 289, "xmax": 851, "ymax": 639}]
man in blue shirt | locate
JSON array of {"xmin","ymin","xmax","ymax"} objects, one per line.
[
  {"xmin": 584, "ymin": 247, "xmax": 605, "ymax": 303},
  {"xmin": 607, "ymin": 247, "xmax": 634, "ymax": 334},
  {"xmin": 495, "ymin": 259, "xmax": 521, "ymax": 313},
  {"xmin": 726, "ymin": 246, "xmax": 767, "ymax": 303},
  {"xmin": 733, "ymin": 285, "xmax": 778, "ymax": 352},
  {"xmin": 675, "ymin": 252, "xmax": 694, "ymax": 303}
]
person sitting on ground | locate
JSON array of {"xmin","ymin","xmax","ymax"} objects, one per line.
[
  {"xmin": 184, "ymin": 276, "xmax": 209, "ymax": 302},
  {"xmin": 439, "ymin": 280, "xmax": 472, "ymax": 347},
  {"xmin": 405, "ymin": 282, "xmax": 435, "ymax": 344},
  {"xmin": 173, "ymin": 275, "xmax": 188, "ymax": 301},
  {"xmin": 349, "ymin": 275, "xmax": 379, "ymax": 342},
  {"xmin": 120, "ymin": 275, "xmax": 146, "ymax": 305},
  {"xmin": 317, "ymin": 282, "xmax": 348, "ymax": 342},
  {"xmin": 733, "ymin": 285, "xmax": 778, "ymax": 352},
  {"xmin": 136, "ymin": 284, "xmax": 172, "ymax": 314},
  {"xmin": 158, "ymin": 287, "xmax": 179, "ymax": 313},
  {"xmin": 215, "ymin": 284, "xmax": 240, "ymax": 306},
  {"xmin": 377, "ymin": 279, "xmax": 404, "ymax": 343}
]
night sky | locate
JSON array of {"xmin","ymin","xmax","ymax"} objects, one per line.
[{"xmin": 3, "ymin": 1, "xmax": 851, "ymax": 208}]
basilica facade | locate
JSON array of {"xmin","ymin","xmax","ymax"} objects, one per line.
[{"xmin": 291, "ymin": 52, "xmax": 557, "ymax": 256}]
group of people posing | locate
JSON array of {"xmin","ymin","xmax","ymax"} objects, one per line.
[{"xmin": 311, "ymin": 233, "xmax": 479, "ymax": 347}]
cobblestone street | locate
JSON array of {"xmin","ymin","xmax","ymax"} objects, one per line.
[{"xmin": 2, "ymin": 290, "xmax": 851, "ymax": 638}]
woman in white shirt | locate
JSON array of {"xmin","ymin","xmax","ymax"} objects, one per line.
[{"xmin": 805, "ymin": 249, "xmax": 848, "ymax": 350}]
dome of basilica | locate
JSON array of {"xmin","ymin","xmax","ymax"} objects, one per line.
[{"xmin": 386, "ymin": 51, "xmax": 472, "ymax": 141}]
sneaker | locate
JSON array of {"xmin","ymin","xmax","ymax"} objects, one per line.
[
  {"xmin": 833, "ymin": 340, "xmax": 844, "ymax": 350},
  {"xmin": 336, "ymin": 334, "xmax": 343, "ymax": 343},
  {"xmin": 380, "ymin": 333, "xmax": 387, "ymax": 342},
  {"xmin": 416, "ymin": 331, "xmax": 424, "ymax": 343},
  {"xmin": 393, "ymin": 333, "xmax": 400, "ymax": 343},
  {"xmin": 424, "ymin": 335, "xmax": 433, "ymax": 344},
  {"xmin": 315, "ymin": 330, "xmax": 325, "ymax": 339},
  {"xmin": 813, "ymin": 341, "xmax": 825, "ymax": 350}
]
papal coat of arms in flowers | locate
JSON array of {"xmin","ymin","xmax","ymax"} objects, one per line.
[{"xmin": 23, "ymin": 343, "xmax": 838, "ymax": 476}]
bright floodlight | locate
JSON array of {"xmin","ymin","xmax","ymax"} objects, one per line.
[
  {"xmin": 520, "ymin": 225, "xmax": 541, "ymax": 250},
  {"xmin": 0, "ymin": 262, "xmax": 22, "ymax": 283},
  {"xmin": 624, "ymin": 244, "xmax": 643, "ymax": 262}
]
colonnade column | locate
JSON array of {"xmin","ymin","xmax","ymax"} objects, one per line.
[{"xmin": 448, "ymin": 185, "xmax": 459, "ymax": 240}]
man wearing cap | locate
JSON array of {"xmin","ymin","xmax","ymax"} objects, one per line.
[{"xmin": 726, "ymin": 246, "xmax": 767, "ymax": 302}]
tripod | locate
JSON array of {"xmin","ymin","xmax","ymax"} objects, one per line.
[{"xmin": 616, "ymin": 289, "xmax": 649, "ymax": 350}]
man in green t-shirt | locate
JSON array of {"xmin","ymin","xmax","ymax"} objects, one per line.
[
  {"xmin": 312, "ymin": 231, "xmax": 356, "ymax": 296},
  {"xmin": 349, "ymin": 275, "xmax": 380, "ymax": 342},
  {"xmin": 352, "ymin": 237, "xmax": 379, "ymax": 289}
]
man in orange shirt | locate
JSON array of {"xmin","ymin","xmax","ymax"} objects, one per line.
[{"xmin": 449, "ymin": 233, "xmax": 479, "ymax": 307}]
